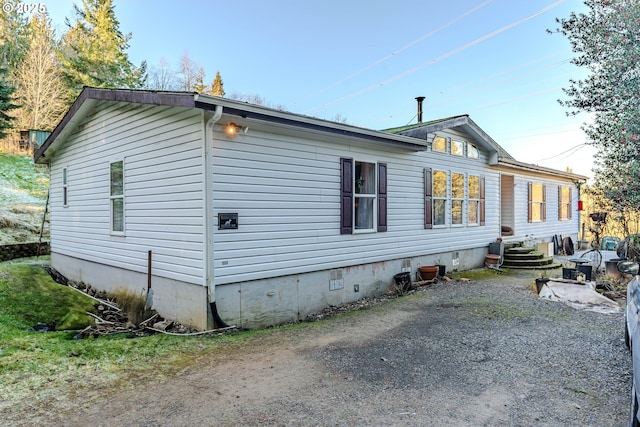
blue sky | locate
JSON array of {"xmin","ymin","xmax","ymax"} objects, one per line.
[{"xmin": 42, "ymin": 0, "xmax": 595, "ymax": 177}]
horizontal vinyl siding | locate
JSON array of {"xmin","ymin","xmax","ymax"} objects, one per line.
[
  {"xmin": 513, "ymin": 174, "xmax": 578, "ymax": 240},
  {"xmin": 50, "ymin": 103, "xmax": 205, "ymax": 285},
  {"xmin": 212, "ymin": 127, "xmax": 500, "ymax": 284}
]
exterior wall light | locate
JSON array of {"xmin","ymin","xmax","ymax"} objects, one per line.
[{"xmin": 224, "ymin": 123, "xmax": 247, "ymax": 137}]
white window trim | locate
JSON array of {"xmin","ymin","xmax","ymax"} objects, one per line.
[
  {"xmin": 468, "ymin": 175, "xmax": 480, "ymax": 226},
  {"xmin": 353, "ymin": 160, "xmax": 377, "ymax": 234},
  {"xmin": 451, "ymin": 172, "xmax": 465, "ymax": 226},
  {"xmin": 62, "ymin": 167, "xmax": 68, "ymax": 207},
  {"xmin": 110, "ymin": 159, "xmax": 125, "ymax": 236},
  {"xmin": 433, "ymin": 169, "xmax": 448, "ymax": 228}
]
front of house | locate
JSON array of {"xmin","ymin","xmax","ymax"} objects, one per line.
[{"xmin": 35, "ymin": 88, "xmax": 585, "ymax": 329}]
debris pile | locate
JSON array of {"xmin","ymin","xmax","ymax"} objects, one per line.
[{"xmin": 42, "ymin": 265, "xmax": 232, "ymax": 339}]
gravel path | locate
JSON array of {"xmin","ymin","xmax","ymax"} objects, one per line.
[{"xmin": 6, "ymin": 272, "xmax": 632, "ymax": 426}]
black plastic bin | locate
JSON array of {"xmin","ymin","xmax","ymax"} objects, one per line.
[{"xmin": 394, "ymin": 272, "xmax": 413, "ymax": 292}]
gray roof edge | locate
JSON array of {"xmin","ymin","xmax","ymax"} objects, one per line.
[
  {"xmin": 496, "ymin": 158, "xmax": 588, "ymax": 181},
  {"xmin": 35, "ymin": 87, "xmax": 197, "ymax": 163}
]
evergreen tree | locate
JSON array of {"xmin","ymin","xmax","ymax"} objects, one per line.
[
  {"xmin": 60, "ymin": 0, "xmax": 146, "ymax": 98},
  {"xmin": 210, "ymin": 70, "xmax": 225, "ymax": 97},
  {"xmin": 555, "ymin": 0, "xmax": 640, "ymax": 225},
  {"xmin": 0, "ymin": 65, "xmax": 18, "ymax": 138},
  {"xmin": 0, "ymin": 3, "xmax": 28, "ymax": 70},
  {"xmin": 13, "ymin": 13, "xmax": 67, "ymax": 130}
]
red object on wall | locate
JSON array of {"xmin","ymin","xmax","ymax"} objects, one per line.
[{"xmin": 578, "ymin": 200, "xmax": 583, "ymax": 211}]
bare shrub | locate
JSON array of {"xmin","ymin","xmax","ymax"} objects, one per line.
[{"xmin": 110, "ymin": 287, "xmax": 153, "ymax": 325}]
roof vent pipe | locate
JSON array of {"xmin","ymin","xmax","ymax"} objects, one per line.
[{"xmin": 415, "ymin": 96, "xmax": 425, "ymax": 123}]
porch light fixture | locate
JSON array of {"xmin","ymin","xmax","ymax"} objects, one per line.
[{"xmin": 224, "ymin": 122, "xmax": 247, "ymax": 137}]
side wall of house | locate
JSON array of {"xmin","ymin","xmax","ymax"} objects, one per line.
[
  {"xmin": 510, "ymin": 171, "xmax": 580, "ymax": 244},
  {"xmin": 210, "ymin": 122, "xmax": 500, "ymax": 327},
  {"xmin": 49, "ymin": 102, "xmax": 209, "ymax": 328}
]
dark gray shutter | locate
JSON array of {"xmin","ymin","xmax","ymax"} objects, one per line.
[
  {"xmin": 340, "ymin": 158, "xmax": 353, "ymax": 234},
  {"xmin": 527, "ymin": 182, "xmax": 532, "ymax": 223},
  {"xmin": 480, "ymin": 176, "xmax": 485, "ymax": 226},
  {"xmin": 424, "ymin": 168, "xmax": 433, "ymax": 229},
  {"xmin": 542, "ymin": 184, "xmax": 546, "ymax": 222},
  {"xmin": 377, "ymin": 163, "xmax": 387, "ymax": 232},
  {"xmin": 558, "ymin": 186, "xmax": 562, "ymax": 221},
  {"xmin": 568, "ymin": 187, "xmax": 572, "ymax": 220}
]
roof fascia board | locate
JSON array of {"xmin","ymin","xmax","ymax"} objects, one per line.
[
  {"xmin": 496, "ymin": 158, "xmax": 587, "ymax": 181},
  {"xmin": 194, "ymin": 95, "xmax": 428, "ymax": 151},
  {"xmin": 35, "ymin": 88, "xmax": 197, "ymax": 163}
]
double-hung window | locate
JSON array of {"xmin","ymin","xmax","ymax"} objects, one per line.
[
  {"xmin": 433, "ymin": 170, "xmax": 447, "ymax": 226},
  {"xmin": 110, "ymin": 160, "xmax": 124, "ymax": 234},
  {"xmin": 340, "ymin": 158, "xmax": 387, "ymax": 234},
  {"xmin": 468, "ymin": 175, "xmax": 480, "ymax": 224},
  {"xmin": 62, "ymin": 167, "xmax": 68, "ymax": 207},
  {"xmin": 528, "ymin": 182, "xmax": 546, "ymax": 222},
  {"xmin": 558, "ymin": 186, "xmax": 572, "ymax": 220},
  {"xmin": 451, "ymin": 173, "xmax": 464, "ymax": 225}
]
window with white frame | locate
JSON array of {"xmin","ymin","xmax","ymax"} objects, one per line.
[
  {"xmin": 340, "ymin": 158, "xmax": 387, "ymax": 234},
  {"xmin": 468, "ymin": 175, "xmax": 480, "ymax": 224},
  {"xmin": 528, "ymin": 182, "xmax": 546, "ymax": 222},
  {"xmin": 433, "ymin": 136, "xmax": 447, "ymax": 152},
  {"xmin": 110, "ymin": 160, "xmax": 124, "ymax": 233},
  {"xmin": 558, "ymin": 186, "xmax": 572, "ymax": 220},
  {"xmin": 433, "ymin": 170, "xmax": 447, "ymax": 226},
  {"xmin": 451, "ymin": 140, "xmax": 464, "ymax": 156},
  {"xmin": 451, "ymin": 172, "xmax": 464, "ymax": 225},
  {"xmin": 425, "ymin": 169, "xmax": 485, "ymax": 229},
  {"xmin": 62, "ymin": 167, "xmax": 68, "ymax": 206},
  {"xmin": 354, "ymin": 161, "xmax": 377, "ymax": 231},
  {"xmin": 467, "ymin": 143, "xmax": 479, "ymax": 159}
]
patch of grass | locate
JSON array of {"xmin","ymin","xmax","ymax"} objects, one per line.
[
  {"xmin": 0, "ymin": 260, "xmax": 281, "ymax": 411},
  {"xmin": 110, "ymin": 287, "xmax": 153, "ymax": 325},
  {"xmin": 449, "ymin": 268, "xmax": 509, "ymax": 281},
  {"xmin": 0, "ymin": 153, "xmax": 49, "ymax": 244}
]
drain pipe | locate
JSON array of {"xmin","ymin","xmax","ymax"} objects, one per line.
[{"xmin": 204, "ymin": 105, "xmax": 230, "ymax": 328}]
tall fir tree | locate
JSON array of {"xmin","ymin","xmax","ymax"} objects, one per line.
[
  {"xmin": 210, "ymin": 70, "xmax": 225, "ymax": 97},
  {"xmin": 555, "ymin": 0, "xmax": 640, "ymax": 228},
  {"xmin": 60, "ymin": 0, "xmax": 146, "ymax": 98},
  {"xmin": 0, "ymin": 65, "xmax": 18, "ymax": 138}
]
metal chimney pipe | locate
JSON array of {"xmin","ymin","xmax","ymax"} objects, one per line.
[{"xmin": 415, "ymin": 96, "xmax": 425, "ymax": 123}]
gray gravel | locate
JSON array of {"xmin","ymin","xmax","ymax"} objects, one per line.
[
  {"xmin": 307, "ymin": 275, "xmax": 632, "ymax": 426},
  {"xmin": 8, "ymin": 271, "xmax": 632, "ymax": 427}
]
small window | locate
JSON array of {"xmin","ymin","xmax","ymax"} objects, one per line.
[
  {"xmin": 433, "ymin": 170, "xmax": 447, "ymax": 226},
  {"xmin": 451, "ymin": 140, "xmax": 464, "ymax": 156},
  {"xmin": 559, "ymin": 186, "xmax": 572, "ymax": 220},
  {"xmin": 110, "ymin": 160, "xmax": 124, "ymax": 233},
  {"xmin": 62, "ymin": 167, "xmax": 68, "ymax": 206},
  {"xmin": 468, "ymin": 175, "xmax": 480, "ymax": 224},
  {"xmin": 467, "ymin": 143, "xmax": 479, "ymax": 159},
  {"xmin": 354, "ymin": 161, "xmax": 376, "ymax": 231},
  {"xmin": 340, "ymin": 158, "xmax": 387, "ymax": 234},
  {"xmin": 528, "ymin": 183, "xmax": 546, "ymax": 223},
  {"xmin": 433, "ymin": 136, "xmax": 447, "ymax": 152},
  {"xmin": 451, "ymin": 173, "xmax": 464, "ymax": 225}
]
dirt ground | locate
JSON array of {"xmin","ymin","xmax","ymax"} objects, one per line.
[{"xmin": 5, "ymin": 273, "xmax": 632, "ymax": 426}]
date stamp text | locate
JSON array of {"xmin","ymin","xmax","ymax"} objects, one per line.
[{"xmin": 2, "ymin": 1, "xmax": 47, "ymax": 14}]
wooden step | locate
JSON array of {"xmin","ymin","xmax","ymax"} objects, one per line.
[{"xmin": 504, "ymin": 251, "xmax": 545, "ymax": 261}]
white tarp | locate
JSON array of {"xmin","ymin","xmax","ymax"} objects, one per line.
[{"xmin": 538, "ymin": 280, "xmax": 622, "ymax": 314}]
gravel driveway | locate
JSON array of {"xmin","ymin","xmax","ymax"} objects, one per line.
[{"xmin": 7, "ymin": 272, "xmax": 632, "ymax": 426}]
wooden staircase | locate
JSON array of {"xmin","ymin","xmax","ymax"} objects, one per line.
[{"xmin": 501, "ymin": 245, "xmax": 562, "ymax": 270}]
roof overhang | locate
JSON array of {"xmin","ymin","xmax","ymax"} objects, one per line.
[
  {"xmin": 495, "ymin": 158, "xmax": 588, "ymax": 182},
  {"xmin": 35, "ymin": 88, "xmax": 428, "ymax": 163},
  {"xmin": 389, "ymin": 115, "xmax": 510, "ymax": 165}
]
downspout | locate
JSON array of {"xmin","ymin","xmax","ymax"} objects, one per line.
[{"xmin": 204, "ymin": 105, "xmax": 230, "ymax": 328}]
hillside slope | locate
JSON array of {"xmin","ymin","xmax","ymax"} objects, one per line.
[{"xmin": 0, "ymin": 153, "xmax": 49, "ymax": 244}]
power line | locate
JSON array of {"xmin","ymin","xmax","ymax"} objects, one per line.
[
  {"xmin": 307, "ymin": 0, "xmax": 567, "ymax": 114},
  {"xmin": 292, "ymin": 0, "xmax": 495, "ymax": 106}
]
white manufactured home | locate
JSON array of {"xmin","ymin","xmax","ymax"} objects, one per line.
[{"xmin": 35, "ymin": 88, "xmax": 586, "ymax": 329}]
